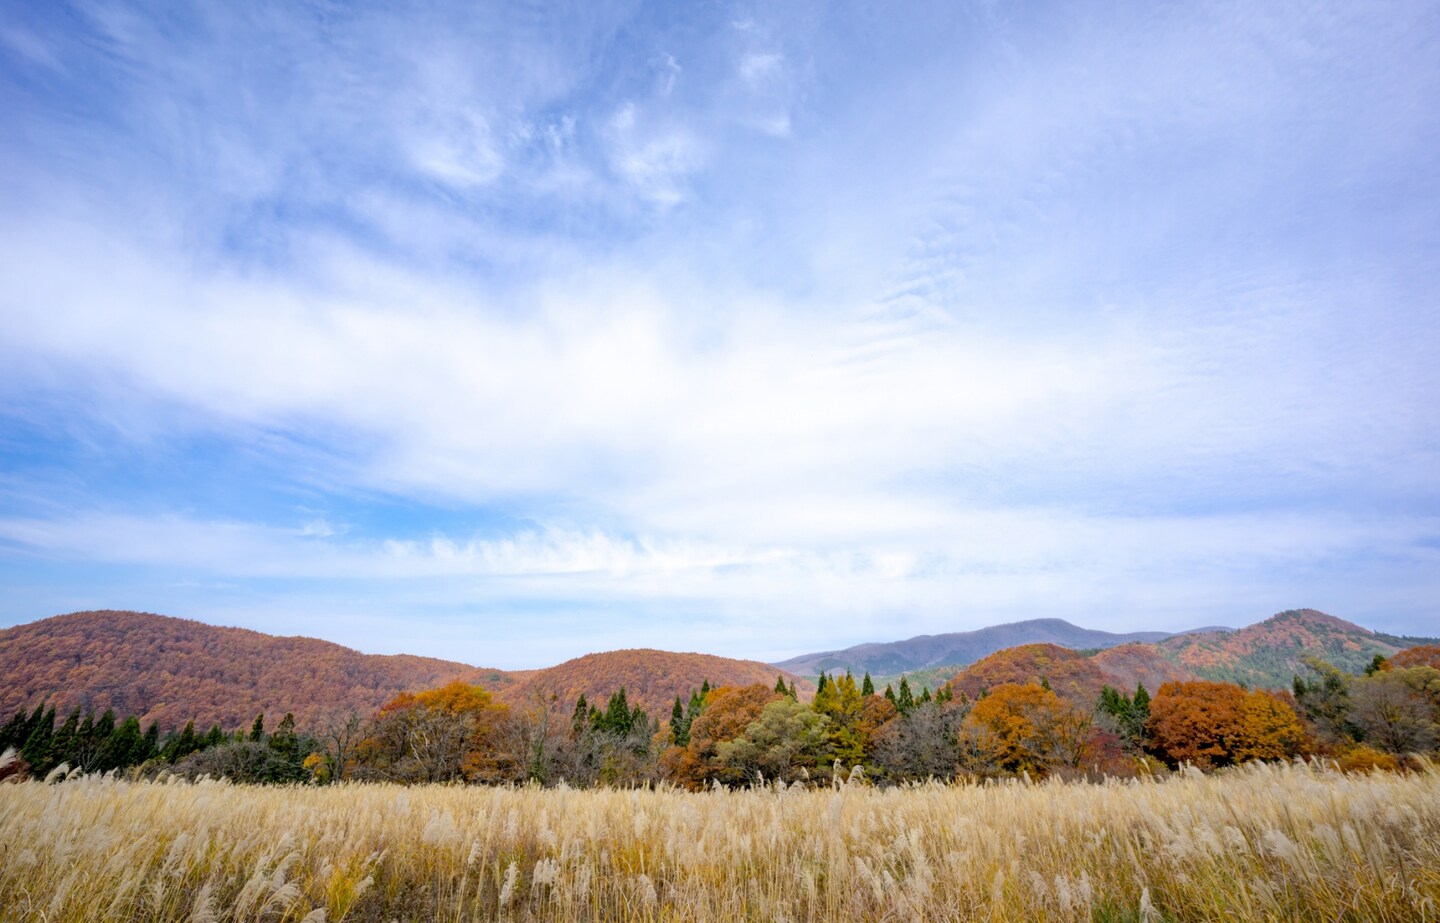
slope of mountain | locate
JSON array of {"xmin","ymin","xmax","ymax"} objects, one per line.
[
  {"xmin": 497, "ymin": 649, "xmax": 809, "ymax": 718},
  {"xmin": 947, "ymin": 644, "xmax": 1115, "ymax": 703},
  {"xmin": 775, "ymin": 618, "xmax": 1175, "ymax": 677},
  {"xmin": 1089, "ymin": 643, "xmax": 1201, "ymax": 692},
  {"xmin": 1154, "ymin": 609, "xmax": 1433, "ymax": 689},
  {"xmin": 0, "ymin": 610, "xmax": 511, "ymax": 731}
]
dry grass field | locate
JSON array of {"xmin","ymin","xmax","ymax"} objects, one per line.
[{"xmin": 1, "ymin": 761, "xmax": 1437, "ymax": 922}]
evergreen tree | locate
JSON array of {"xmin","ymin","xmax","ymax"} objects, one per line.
[
  {"xmin": 861, "ymin": 673, "xmax": 875, "ymax": 697},
  {"xmin": 788, "ymin": 680, "xmax": 798, "ymax": 700},
  {"xmin": 21, "ymin": 705, "xmax": 56, "ymax": 771},
  {"xmin": 571, "ymin": 694, "xmax": 590, "ymax": 737},
  {"xmin": 267, "ymin": 713, "xmax": 298, "ymax": 763},
  {"xmin": 0, "ymin": 710, "xmax": 28, "ymax": 751},
  {"xmin": 105, "ymin": 716, "xmax": 145, "ymax": 771},
  {"xmin": 816, "ymin": 673, "xmax": 829, "ymax": 694},
  {"xmin": 51, "ymin": 708, "xmax": 82, "ymax": 771},
  {"xmin": 775, "ymin": 675, "xmax": 789, "ymax": 696},
  {"xmin": 250, "ymin": 714, "xmax": 265, "ymax": 742},
  {"xmin": 164, "ymin": 721, "xmax": 199, "ymax": 762},
  {"xmin": 918, "ymin": 687, "xmax": 932, "ymax": 705},
  {"xmin": 671, "ymin": 696, "xmax": 689, "ymax": 746},
  {"xmin": 141, "ymin": 722, "xmax": 161, "ymax": 763},
  {"xmin": 896, "ymin": 677, "xmax": 915, "ymax": 714},
  {"xmin": 700, "ymin": 679, "xmax": 711, "ymax": 696},
  {"xmin": 1039, "ymin": 676, "xmax": 1051, "ymax": 692}
]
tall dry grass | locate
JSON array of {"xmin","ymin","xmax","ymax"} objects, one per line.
[{"xmin": 1, "ymin": 760, "xmax": 1436, "ymax": 921}]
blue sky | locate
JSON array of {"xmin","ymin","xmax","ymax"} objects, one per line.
[{"xmin": 1, "ymin": 1, "xmax": 1437, "ymax": 668}]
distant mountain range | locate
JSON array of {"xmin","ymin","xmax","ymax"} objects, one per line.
[
  {"xmin": 774, "ymin": 618, "xmax": 1192, "ymax": 678},
  {"xmin": 786, "ymin": 609, "xmax": 1436, "ymax": 696},
  {"xmin": 0, "ymin": 608, "xmax": 1432, "ymax": 732}
]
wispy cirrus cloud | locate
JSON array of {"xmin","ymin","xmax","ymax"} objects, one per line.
[{"xmin": 1, "ymin": 0, "xmax": 1437, "ymax": 663}]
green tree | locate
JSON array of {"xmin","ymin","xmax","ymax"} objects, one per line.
[{"xmin": 716, "ymin": 698, "xmax": 831, "ymax": 784}]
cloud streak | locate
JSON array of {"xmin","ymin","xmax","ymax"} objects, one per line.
[{"xmin": 1, "ymin": 0, "xmax": 1437, "ymax": 662}]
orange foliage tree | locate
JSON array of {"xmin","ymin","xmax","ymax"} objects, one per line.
[
  {"xmin": 1147, "ymin": 681, "xmax": 1308, "ymax": 768},
  {"xmin": 357, "ymin": 681, "xmax": 511, "ymax": 783},
  {"xmin": 957, "ymin": 682, "xmax": 1091, "ymax": 777},
  {"xmin": 660, "ymin": 684, "xmax": 780, "ymax": 789}
]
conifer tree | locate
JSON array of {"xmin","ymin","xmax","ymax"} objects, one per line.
[
  {"xmin": 861, "ymin": 672, "xmax": 875, "ymax": 696},
  {"xmin": 21, "ymin": 705, "xmax": 56, "ymax": 770},
  {"xmin": 250, "ymin": 714, "xmax": 265, "ymax": 742},
  {"xmin": 897, "ymin": 677, "xmax": 915, "ymax": 713},
  {"xmin": 141, "ymin": 722, "xmax": 161, "ymax": 763},
  {"xmin": 51, "ymin": 708, "xmax": 82, "ymax": 771},
  {"xmin": 775, "ymin": 675, "xmax": 788, "ymax": 695},
  {"xmin": 572, "ymin": 694, "xmax": 590, "ymax": 737},
  {"xmin": 788, "ymin": 680, "xmax": 798, "ymax": 700},
  {"xmin": 671, "ymin": 696, "xmax": 689, "ymax": 746}
]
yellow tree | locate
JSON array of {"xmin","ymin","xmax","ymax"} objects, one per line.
[
  {"xmin": 359, "ymin": 681, "xmax": 510, "ymax": 783},
  {"xmin": 958, "ymin": 682, "xmax": 1090, "ymax": 777}
]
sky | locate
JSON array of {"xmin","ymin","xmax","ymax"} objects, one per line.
[{"xmin": 1, "ymin": 1, "xmax": 1437, "ymax": 669}]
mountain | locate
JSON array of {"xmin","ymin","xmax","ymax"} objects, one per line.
[
  {"xmin": 939, "ymin": 609, "xmax": 1436, "ymax": 700},
  {"xmin": 0, "ymin": 610, "xmax": 511, "ymax": 732},
  {"xmin": 775, "ymin": 618, "xmax": 1176, "ymax": 677},
  {"xmin": 1152, "ymin": 609, "xmax": 1432, "ymax": 690},
  {"xmin": 0, "ymin": 611, "xmax": 809, "ymax": 733},
  {"xmin": 948, "ymin": 644, "xmax": 1115, "ymax": 703},
  {"xmin": 497, "ymin": 649, "xmax": 809, "ymax": 718}
]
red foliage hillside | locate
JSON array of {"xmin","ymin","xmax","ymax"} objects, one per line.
[
  {"xmin": 497, "ymin": 649, "xmax": 810, "ymax": 717},
  {"xmin": 1388, "ymin": 646, "xmax": 1440, "ymax": 670},
  {"xmin": 1090, "ymin": 643, "xmax": 1199, "ymax": 693},
  {"xmin": 947, "ymin": 644, "xmax": 1111, "ymax": 704},
  {"xmin": 1154, "ymin": 609, "xmax": 1415, "ymax": 688},
  {"xmin": 0, "ymin": 611, "xmax": 512, "ymax": 731}
]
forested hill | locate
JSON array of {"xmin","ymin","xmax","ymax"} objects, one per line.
[
  {"xmin": 499, "ymin": 649, "xmax": 811, "ymax": 717},
  {"xmin": 1153, "ymin": 609, "xmax": 1434, "ymax": 689},
  {"xmin": 0, "ymin": 610, "xmax": 512, "ymax": 731},
  {"xmin": 0, "ymin": 611, "xmax": 807, "ymax": 733}
]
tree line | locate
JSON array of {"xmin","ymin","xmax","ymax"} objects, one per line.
[{"xmin": 4, "ymin": 647, "xmax": 1436, "ymax": 787}]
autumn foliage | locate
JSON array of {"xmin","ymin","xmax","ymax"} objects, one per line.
[
  {"xmin": 957, "ymin": 682, "xmax": 1091, "ymax": 776},
  {"xmin": 948, "ymin": 644, "xmax": 1111, "ymax": 704},
  {"xmin": 0, "ymin": 611, "xmax": 505, "ymax": 731},
  {"xmin": 1146, "ymin": 681, "xmax": 1309, "ymax": 768}
]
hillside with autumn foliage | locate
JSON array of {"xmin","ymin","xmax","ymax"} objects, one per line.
[
  {"xmin": 0, "ymin": 610, "xmax": 514, "ymax": 731},
  {"xmin": 1153, "ymin": 609, "xmax": 1430, "ymax": 689},
  {"xmin": 497, "ymin": 648, "xmax": 811, "ymax": 717}
]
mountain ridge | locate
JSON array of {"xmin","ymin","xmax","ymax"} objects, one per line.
[{"xmin": 774, "ymin": 617, "xmax": 1179, "ymax": 677}]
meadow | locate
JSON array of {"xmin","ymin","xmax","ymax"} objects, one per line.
[{"xmin": 2, "ymin": 762, "xmax": 1437, "ymax": 922}]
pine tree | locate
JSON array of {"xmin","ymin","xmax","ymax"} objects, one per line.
[
  {"xmin": 817, "ymin": 673, "xmax": 829, "ymax": 694},
  {"xmin": 884, "ymin": 685, "xmax": 896, "ymax": 706},
  {"xmin": 861, "ymin": 672, "xmax": 875, "ymax": 697},
  {"xmin": 775, "ymin": 675, "xmax": 789, "ymax": 695},
  {"xmin": 787, "ymin": 680, "xmax": 798, "ymax": 700},
  {"xmin": 918, "ymin": 687, "xmax": 932, "ymax": 705},
  {"xmin": 250, "ymin": 714, "xmax": 265, "ymax": 742}
]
